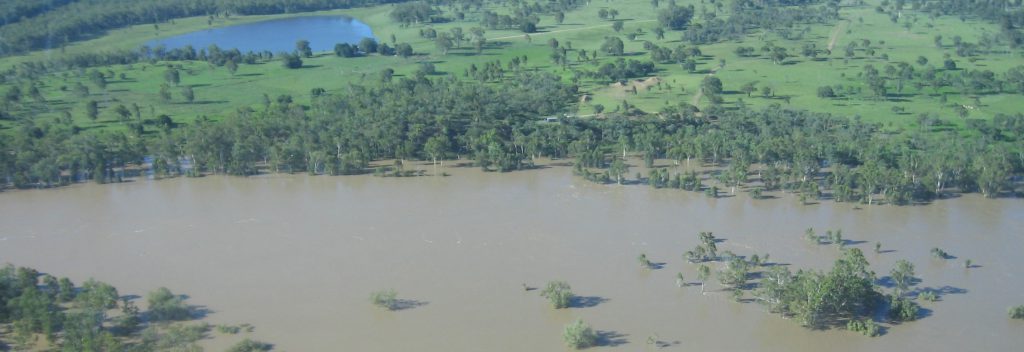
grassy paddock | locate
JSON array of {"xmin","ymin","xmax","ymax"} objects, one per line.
[{"xmin": 1, "ymin": 0, "xmax": 1021, "ymax": 135}]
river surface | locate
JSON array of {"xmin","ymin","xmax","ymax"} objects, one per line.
[
  {"xmin": 147, "ymin": 16, "xmax": 374, "ymax": 53},
  {"xmin": 1, "ymin": 162, "xmax": 1022, "ymax": 351}
]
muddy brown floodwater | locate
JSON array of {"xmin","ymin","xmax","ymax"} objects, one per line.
[{"xmin": 1, "ymin": 162, "xmax": 1022, "ymax": 351}]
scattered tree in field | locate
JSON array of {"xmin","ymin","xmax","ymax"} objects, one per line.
[
  {"xmin": 180, "ymin": 86, "xmax": 195, "ymax": 104},
  {"xmin": 817, "ymin": 86, "xmax": 836, "ymax": 98},
  {"xmin": 86, "ymin": 100, "xmax": 99, "ymax": 121},
  {"xmin": 563, "ymin": 319, "xmax": 597, "ymax": 349},
  {"xmin": 296, "ymin": 40, "xmax": 312, "ymax": 57},
  {"xmin": 612, "ymin": 20, "xmax": 624, "ymax": 32},
  {"xmin": 226, "ymin": 59, "xmax": 238, "ymax": 75},
  {"xmin": 601, "ymin": 36, "xmax": 625, "ymax": 56},
  {"xmin": 676, "ymin": 272, "xmax": 685, "ymax": 287},
  {"xmin": 281, "ymin": 53, "xmax": 303, "ymax": 69},
  {"xmin": 658, "ymin": 4, "xmax": 695, "ymax": 30},
  {"xmin": 540, "ymin": 281, "xmax": 573, "ymax": 309},
  {"xmin": 159, "ymin": 84, "xmax": 172, "ymax": 102},
  {"xmin": 396, "ymin": 43, "xmax": 414, "ymax": 58},
  {"xmin": 164, "ymin": 68, "xmax": 180, "ymax": 86},
  {"xmin": 359, "ymin": 37, "xmax": 379, "ymax": 54}
]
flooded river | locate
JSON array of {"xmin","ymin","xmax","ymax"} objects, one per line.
[{"xmin": 1, "ymin": 162, "xmax": 1021, "ymax": 351}]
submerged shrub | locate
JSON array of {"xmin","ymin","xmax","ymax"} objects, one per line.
[
  {"xmin": 370, "ymin": 289, "xmax": 398, "ymax": 310},
  {"xmin": 540, "ymin": 281, "xmax": 573, "ymax": 309},
  {"xmin": 889, "ymin": 297, "xmax": 919, "ymax": 322},
  {"xmin": 1009, "ymin": 305, "xmax": 1024, "ymax": 319},
  {"xmin": 846, "ymin": 319, "xmax": 880, "ymax": 337},
  {"xmin": 226, "ymin": 338, "xmax": 272, "ymax": 352},
  {"xmin": 563, "ymin": 318, "xmax": 597, "ymax": 349}
]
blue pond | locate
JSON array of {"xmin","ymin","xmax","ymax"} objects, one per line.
[{"xmin": 147, "ymin": 16, "xmax": 374, "ymax": 53}]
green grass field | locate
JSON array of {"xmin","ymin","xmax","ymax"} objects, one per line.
[{"xmin": 1, "ymin": 0, "xmax": 1021, "ymax": 135}]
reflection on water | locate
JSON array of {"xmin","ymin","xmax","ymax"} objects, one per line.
[
  {"xmin": 147, "ymin": 16, "xmax": 375, "ymax": 54},
  {"xmin": 0, "ymin": 162, "xmax": 1021, "ymax": 351}
]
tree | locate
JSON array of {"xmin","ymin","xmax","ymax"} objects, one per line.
[
  {"xmin": 817, "ymin": 86, "xmax": 836, "ymax": 98},
  {"xmin": 296, "ymin": 40, "xmax": 312, "ymax": 58},
  {"xmin": 609, "ymin": 9, "xmax": 619, "ymax": 20},
  {"xmin": 359, "ymin": 37, "xmax": 379, "ymax": 54},
  {"xmin": 890, "ymin": 260, "xmax": 915, "ymax": 298},
  {"xmin": 658, "ymin": 5, "xmax": 695, "ymax": 30},
  {"xmin": 609, "ymin": 157, "xmax": 629, "ymax": 184},
  {"xmin": 396, "ymin": 43, "xmax": 414, "ymax": 58},
  {"xmin": 159, "ymin": 84, "xmax": 172, "ymax": 102},
  {"xmin": 282, "ymin": 53, "xmax": 303, "ymax": 69},
  {"xmin": 226, "ymin": 59, "xmax": 238, "ymax": 75},
  {"xmin": 424, "ymin": 134, "xmax": 450, "ymax": 171},
  {"xmin": 164, "ymin": 68, "xmax": 180, "ymax": 86},
  {"xmin": 181, "ymin": 86, "xmax": 195, "ymax": 104},
  {"xmin": 612, "ymin": 20, "xmax": 624, "ymax": 32},
  {"xmin": 601, "ymin": 36, "xmax": 625, "ymax": 56},
  {"xmin": 654, "ymin": 27, "xmax": 665, "ymax": 40},
  {"xmin": 113, "ymin": 104, "xmax": 131, "ymax": 122},
  {"xmin": 702, "ymin": 76, "xmax": 723, "ymax": 96},
  {"xmin": 540, "ymin": 281, "xmax": 573, "ymax": 308},
  {"xmin": 147, "ymin": 287, "xmax": 190, "ymax": 321},
  {"xmin": 563, "ymin": 319, "xmax": 597, "ymax": 349},
  {"xmin": 88, "ymin": 70, "xmax": 107, "ymax": 90},
  {"xmin": 697, "ymin": 264, "xmax": 711, "ymax": 292},
  {"xmin": 73, "ymin": 82, "xmax": 90, "ymax": 98},
  {"xmin": 740, "ymin": 82, "xmax": 756, "ymax": 97},
  {"xmin": 334, "ymin": 43, "xmax": 357, "ymax": 57},
  {"xmin": 598, "ymin": 8, "xmax": 609, "ymax": 20},
  {"xmin": 86, "ymin": 100, "xmax": 99, "ymax": 121},
  {"xmin": 555, "ymin": 11, "xmax": 565, "ymax": 24},
  {"xmin": 435, "ymin": 34, "xmax": 453, "ymax": 55},
  {"xmin": 380, "ymin": 68, "xmax": 394, "ymax": 83}
]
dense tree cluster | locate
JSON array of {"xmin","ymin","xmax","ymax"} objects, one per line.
[
  {"xmin": 756, "ymin": 249, "xmax": 883, "ymax": 328},
  {"xmin": 0, "ymin": 264, "xmax": 208, "ymax": 351},
  {"xmin": 684, "ymin": 2, "xmax": 838, "ymax": 44}
]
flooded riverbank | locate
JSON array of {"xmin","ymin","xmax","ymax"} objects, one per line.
[{"xmin": 1, "ymin": 162, "xmax": 1021, "ymax": 351}]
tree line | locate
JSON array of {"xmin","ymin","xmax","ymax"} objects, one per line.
[{"xmin": 2, "ymin": 53, "xmax": 1022, "ymax": 200}]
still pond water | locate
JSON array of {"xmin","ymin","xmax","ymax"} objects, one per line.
[
  {"xmin": 0, "ymin": 162, "xmax": 1022, "ymax": 351},
  {"xmin": 147, "ymin": 16, "xmax": 374, "ymax": 53}
]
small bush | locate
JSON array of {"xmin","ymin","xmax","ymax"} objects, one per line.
[
  {"xmin": 918, "ymin": 291, "xmax": 938, "ymax": 302},
  {"xmin": 930, "ymin": 247, "xmax": 950, "ymax": 259},
  {"xmin": 846, "ymin": 319, "xmax": 880, "ymax": 337},
  {"xmin": 226, "ymin": 338, "xmax": 272, "ymax": 352},
  {"xmin": 889, "ymin": 297, "xmax": 919, "ymax": 322},
  {"xmin": 216, "ymin": 325, "xmax": 241, "ymax": 334},
  {"xmin": 1009, "ymin": 305, "xmax": 1024, "ymax": 319},
  {"xmin": 540, "ymin": 281, "xmax": 573, "ymax": 309},
  {"xmin": 147, "ymin": 287, "xmax": 191, "ymax": 321},
  {"xmin": 637, "ymin": 253, "xmax": 653, "ymax": 269},
  {"xmin": 563, "ymin": 319, "xmax": 598, "ymax": 349},
  {"xmin": 370, "ymin": 289, "xmax": 398, "ymax": 310}
]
